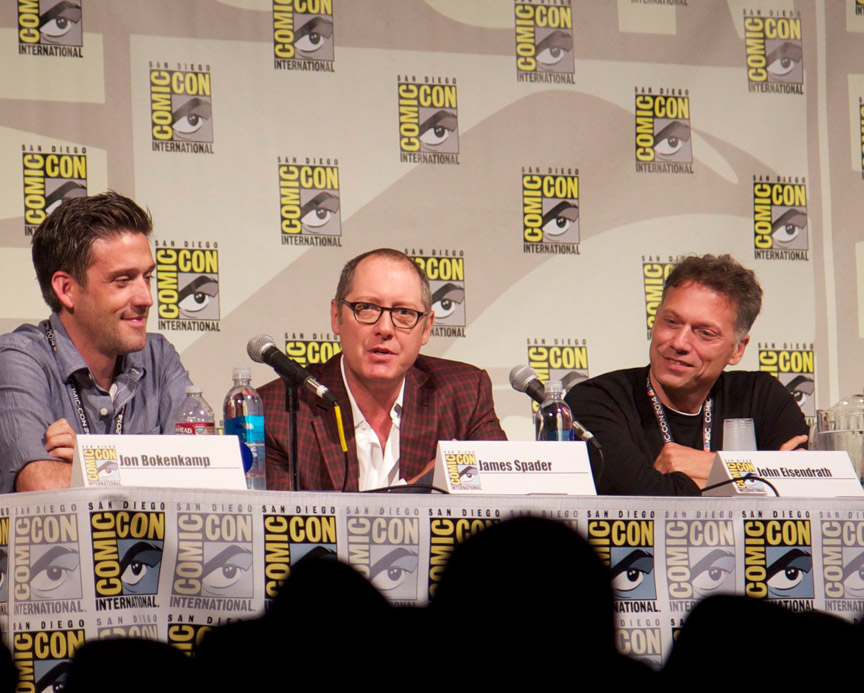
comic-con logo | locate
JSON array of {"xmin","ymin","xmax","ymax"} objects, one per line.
[
  {"xmin": 858, "ymin": 0, "xmax": 864, "ymax": 17},
  {"xmin": 642, "ymin": 259, "xmax": 675, "ymax": 340},
  {"xmin": 428, "ymin": 518, "xmax": 497, "ymax": 598},
  {"xmin": 522, "ymin": 169, "xmax": 580, "ymax": 255},
  {"xmin": 397, "ymin": 77, "xmax": 459, "ymax": 165},
  {"xmin": 273, "ymin": 0, "xmax": 334, "ymax": 71},
  {"xmin": 822, "ymin": 520, "xmax": 864, "ymax": 610},
  {"xmin": 18, "ymin": 0, "xmax": 83, "ymax": 57},
  {"xmin": 527, "ymin": 340, "xmax": 588, "ymax": 411},
  {"xmin": 634, "ymin": 88, "xmax": 693, "ymax": 174},
  {"xmin": 445, "ymin": 452, "xmax": 481, "ymax": 491},
  {"xmin": 410, "ymin": 252, "xmax": 466, "ymax": 337},
  {"xmin": 13, "ymin": 629, "xmax": 85, "ymax": 691},
  {"xmin": 155, "ymin": 243, "xmax": 220, "ymax": 332},
  {"xmin": 12, "ymin": 513, "xmax": 82, "ymax": 608},
  {"xmin": 665, "ymin": 520, "xmax": 736, "ymax": 605},
  {"xmin": 0, "ymin": 516, "xmax": 8, "ymax": 609},
  {"xmin": 22, "ymin": 148, "xmax": 87, "ymax": 236},
  {"xmin": 91, "ymin": 511, "xmax": 164, "ymax": 605},
  {"xmin": 168, "ymin": 623, "xmax": 211, "ymax": 657},
  {"xmin": 149, "ymin": 65, "xmax": 214, "ymax": 153},
  {"xmin": 81, "ymin": 445, "xmax": 120, "ymax": 485},
  {"xmin": 758, "ymin": 344, "xmax": 815, "ymax": 417},
  {"xmin": 743, "ymin": 519, "xmax": 814, "ymax": 603},
  {"xmin": 743, "ymin": 11, "xmax": 803, "ymax": 94},
  {"xmin": 859, "ymin": 97, "xmax": 864, "ymax": 179},
  {"xmin": 285, "ymin": 334, "xmax": 341, "ymax": 368},
  {"xmin": 753, "ymin": 176, "xmax": 808, "ymax": 260},
  {"xmin": 588, "ymin": 520, "xmax": 656, "ymax": 601},
  {"xmin": 171, "ymin": 513, "xmax": 254, "ymax": 606},
  {"xmin": 347, "ymin": 515, "xmax": 421, "ymax": 603},
  {"xmin": 278, "ymin": 158, "xmax": 342, "ymax": 247},
  {"xmin": 514, "ymin": 1, "xmax": 575, "ymax": 84},
  {"xmin": 262, "ymin": 513, "xmax": 337, "ymax": 601}
]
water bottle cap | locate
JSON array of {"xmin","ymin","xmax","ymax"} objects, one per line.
[
  {"xmin": 185, "ymin": 385, "xmax": 202, "ymax": 395},
  {"xmin": 232, "ymin": 367, "xmax": 251, "ymax": 381},
  {"xmin": 547, "ymin": 381, "xmax": 563, "ymax": 393}
]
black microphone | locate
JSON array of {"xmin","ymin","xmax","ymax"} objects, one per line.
[
  {"xmin": 509, "ymin": 364, "xmax": 547, "ymax": 405},
  {"xmin": 247, "ymin": 335, "xmax": 338, "ymax": 407}
]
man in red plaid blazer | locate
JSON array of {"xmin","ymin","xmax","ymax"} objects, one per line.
[{"xmin": 260, "ymin": 248, "xmax": 506, "ymax": 491}]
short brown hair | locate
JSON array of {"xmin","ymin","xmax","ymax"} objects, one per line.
[
  {"xmin": 32, "ymin": 191, "xmax": 152, "ymax": 312},
  {"xmin": 664, "ymin": 254, "xmax": 762, "ymax": 338},
  {"xmin": 335, "ymin": 248, "xmax": 432, "ymax": 313}
]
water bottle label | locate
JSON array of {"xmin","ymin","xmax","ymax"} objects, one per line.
[
  {"xmin": 175, "ymin": 422, "xmax": 215, "ymax": 435},
  {"xmin": 224, "ymin": 416, "xmax": 264, "ymax": 442}
]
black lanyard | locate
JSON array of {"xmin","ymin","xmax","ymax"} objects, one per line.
[
  {"xmin": 646, "ymin": 375, "xmax": 712, "ymax": 451},
  {"xmin": 45, "ymin": 323, "xmax": 125, "ymax": 435}
]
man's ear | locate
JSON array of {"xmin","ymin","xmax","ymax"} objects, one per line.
[
  {"xmin": 330, "ymin": 299, "xmax": 341, "ymax": 336},
  {"xmin": 728, "ymin": 335, "xmax": 749, "ymax": 366},
  {"xmin": 51, "ymin": 271, "xmax": 77, "ymax": 311}
]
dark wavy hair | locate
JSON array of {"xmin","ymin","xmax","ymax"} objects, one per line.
[
  {"xmin": 32, "ymin": 191, "xmax": 152, "ymax": 312},
  {"xmin": 664, "ymin": 254, "xmax": 763, "ymax": 338}
]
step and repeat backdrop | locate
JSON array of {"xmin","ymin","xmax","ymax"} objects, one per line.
[
  {"xmin": 3, "ymin": 1, "xmax": 864, "ymax": 436},
  {"xmin": 1, "ymin": 489, "xmax": 863, "ymax": 669}
]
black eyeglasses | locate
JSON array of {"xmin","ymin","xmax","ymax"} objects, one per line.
[{"xmin": 338, "ymin": 300, "xmax": 428, "ymax": 329}]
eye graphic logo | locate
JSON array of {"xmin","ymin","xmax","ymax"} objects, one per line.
[
  {"xmin": 758, "ymin": 346, "xmax": 815, "ymax": 417},
  {"xmin": 347, "ymin": 517, "xmax": 421, "ymax": 602},
  {"xmin": 150, "ymin": 68, "xmax": 214, "ymax": 153},
  {"xmin": 522, "ymin": 173, "xmax": 580, "ymax": 255},
  {"xmin": 0, "ymin": 517, "xmax": 8, "ymax": 606},
  {"xmin": 858, "ymin": 0, "xmax": 864, "ymax": 16},
  {"xmin": 428, "ymin": 518, "xmax": 498, "ymax": 598},
  {"xmin": 12, "ymin": 629, "xmax": 85, "ymax": 693},
  {"xmin": 262, "ymin": 514, "xmax": 337, "ymax": 600},
  {"xmin": 273, "ymin": 0, "xmax": 334, "ymax": 70},
  {"xmin": 642, "ymin": 261, "xmax": 675, "ymax": 340},
  {"xmin": 398, "ymin": 79, "xmax": 460, "ymax": 164},
  {"xmin": 82, "ymin": 446, "xmax": 120, "ymax": 485},
  {"xmin": 172, "ymin": 514, "xmax": 255, "ymax": 600},
  {"xmin": 155, "ymin": 246, "xmax": 221, "ymax": 331},
  {"xmin": 753, "ymin": 179, "xmax": 809, "ymax": 259},
  {"xmin": 446, "ymin": 452, "xmax": 481, "ymax": 490},
  {"xmin": 13, "ymin": 514, "xmax": 82, "ymax": 604},
  {"xmin": 743, "ymin": 520, "xmax": 814, "ymax": 601},
  {"xmin": 278, "ymin": 163, "xmax": 342, "ymax": 247},
  {"xmin": 410, "ymin": 255, "xmax": 465, "ymax": 328},
  {"xmin": 743, "ymin": 13, "xmax": 803, "ymax": 94},
  {"xmin": 665, "ymin": 521, "xmax": 736, "ymax": 603},
  {"xmin": 90, "ymin": 511, "xmax": 165, "ymax": 599},
  {"xmin": 634, "ymin": 91, "xmax": 693, "ymax": 173},
  {"xmin": 285, "ymin": 337, "xmax": 341, "ymax": 368},
  {"xmin": 527, "ymin": 342, "xmax": 588, "ymax": 411},
  {"xmin": 822, "ymin": 521, "xmax": 864, "ymax": 614},
  {"xmin": 588, "ymin": 520, "xmax": 656, "ymax": 601},
  {"xmin": 18, "ymin": 0, "xmax": 84, "ymax": 57},
  {"xmin": 514, "ymin": 2, "xmax": 575, "ymax": 83},
  {"xmin": 22, "ymin": 151, "xmax": 87, "ymax": 236}
]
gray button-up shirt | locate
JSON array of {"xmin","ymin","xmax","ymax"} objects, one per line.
[{"xmin": 0, "ymin": 314, "xmax": 192, "ymax": 492}]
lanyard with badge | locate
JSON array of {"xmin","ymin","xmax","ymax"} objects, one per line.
[
  {"xmin": 45, "ymin": 323, "xmax": 125, "ymax": 435},
  {"xmin": 646, "ymin": 375, "xmax": 712, "ymax": 451}
]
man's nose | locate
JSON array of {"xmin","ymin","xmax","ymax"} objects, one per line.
[
  {"xmin": 669, "ymin": 326, "xmax": 692, "ymax": 351},
  {"xmin": 134, "ymin": 277, "xmax": 154, "ymax": 307},
  {"xmin": 375, "ymin": 309, "xmax": 396, "ymax": 335}
]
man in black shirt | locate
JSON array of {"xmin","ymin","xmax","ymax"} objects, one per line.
[{"xmin": 566, "ymin": 254, "xmax": 809, "ymax": 496}]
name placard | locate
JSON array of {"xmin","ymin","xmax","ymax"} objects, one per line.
[
  {"xmin": 432, "ymin": 440, "xmax": 596, "ymax": 495},
  {"xmin": 71, "ymin": 434, "xmax": 247, "ymax": 490},
  {"xmin": 704, "ymin": 450, "xmax": 864, "ymax": 498}
]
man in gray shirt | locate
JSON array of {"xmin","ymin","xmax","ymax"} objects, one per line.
[{"xmin": 0, "ymin": 191, "xmax": 192, "ymax": 492}]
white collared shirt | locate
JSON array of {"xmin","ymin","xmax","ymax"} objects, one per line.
[{"xmin": 340, "ymin": 358, "xmax": 406, "ymax": 491}]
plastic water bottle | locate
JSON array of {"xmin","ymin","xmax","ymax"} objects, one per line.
[
  {"xmin": 536, "ymin": 381, "xmax": 575, "ymax": 441},
  {"xmin": 223, "ymin": 367, "xmax": 266, "ymax": 490},
  {"xmin": 175, "ymin": 385, "xmax": 215, "ymax": 435}
]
